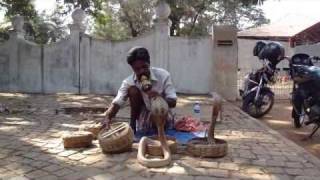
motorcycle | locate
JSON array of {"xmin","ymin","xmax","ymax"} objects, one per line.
[
  {"xmin": 240, "ymin": 41, "xmax": 285, "ymax": 118},
  {"xmin": 289, "ymin": 53, "xmax": 320, "ymax": 138}
]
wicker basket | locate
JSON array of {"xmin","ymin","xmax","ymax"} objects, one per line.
[
  {"xmin": 62, "ymin": 131, "xmax": 93, "ymax": 148},
  {"xmin": 98, "ymin": 122, "xmax": 134, "ymax": 154},
  {"xmin": 146, "ymin": 136, "xmax": 177, "ymax": 156},
  {"xmin": 186, "ymin": 137, "xmax": 227, "ymax": 158},
  {"xmin": 79, "ymin": 123, "xmax": 103, "ymax": 139}
]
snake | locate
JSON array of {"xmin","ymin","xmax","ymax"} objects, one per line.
[
  {"xmin": 186, "ymin": 93, "xmax": 226, "ymax": 158},
  {"xmin": 137, "ymin": 76, "xmax": 171, "ymax": 168},
  {"xmin": 207, "ymin": 92, "xmax": 223, "ymax": 144}
]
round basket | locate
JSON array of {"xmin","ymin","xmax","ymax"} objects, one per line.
[
  {"xmin": 62, "ymin": 131, "xmax": 93, "ymax": 148},
  {"xmin": 79, "ymin": 123, "xmax": 103, "ymax": 139},
  {"xmin": 98, "ymin": 122, "xmax": 134, "ymax": 154},
  {"xmin": 186, "ymin": 137, "xmax": 227, "ymax": 158},
  {"xmin": 146, "ymin": 136, "xmax": 177, "ymax": 156}
]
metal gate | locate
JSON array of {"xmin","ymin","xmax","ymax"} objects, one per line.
[{"xmin": 237, "ymin": 68, "xmax": 292, "ymax": 100}]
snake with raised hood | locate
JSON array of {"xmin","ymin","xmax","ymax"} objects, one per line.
[
  {"xmin": 186, "ymin": 92, "xmax": 227, "ymax": 158},
  {"xmin": 207, "ymin": 92, "xmax": 223, "ymax": 144},
  {"xmin": 137, "ymin": 75, "xmax": 171, "ymax": 168}
]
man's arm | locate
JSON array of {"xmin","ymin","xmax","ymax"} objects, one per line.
[
  {"xmin": 163, "ymin": 72, "xmax": 177, "ymax": 108},
  {"xmin": 103, "ymin": 79, "xmax": 130, "ymax": 127},
  {"xmin": 105, "ymin": 103, "xmax": 120, "ymax": 120}
]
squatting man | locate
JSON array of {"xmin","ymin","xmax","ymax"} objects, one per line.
[{"xmin": 103, "ymin": 47, "xmax": 177, "ymax": 134}]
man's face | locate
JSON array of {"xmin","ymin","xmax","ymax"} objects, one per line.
[{"xmin": 131, "ymin": 60, "xmax": 150, "ymax": 80}]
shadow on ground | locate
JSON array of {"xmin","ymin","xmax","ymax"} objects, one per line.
[{"xmin": 234, "ymin": 99, "xmax": 320, "ymax": 159}]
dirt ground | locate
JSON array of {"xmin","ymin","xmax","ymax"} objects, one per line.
[{"xmin": 235, "ymin": 100, "xmax": 320, "ymax": 159}]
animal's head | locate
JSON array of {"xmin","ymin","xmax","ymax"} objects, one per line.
[{"xmin": 140, "ymin": 75, "xmax": 152, "ymax": 92}]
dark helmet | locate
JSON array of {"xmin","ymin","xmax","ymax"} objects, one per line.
[
  {"xmin": 258, "ymin": 42, "xmax": 285, "ymax": 64},
  {"xmin": 127, "ymin": 46, "xmax": 150, "ymax": 65},
  {"xmin": 253, "ymin": 41, "xmax": 267, "ymax": 57}
]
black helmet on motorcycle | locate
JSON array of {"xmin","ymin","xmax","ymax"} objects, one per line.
[
  {"xmin": 253, "ymin": 41, "xmax": 267, "ymax": 57},
  {"xmin": 258, "ymin": 42, "xmax": 285, "ymax": 65}
]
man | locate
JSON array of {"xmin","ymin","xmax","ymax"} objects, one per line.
[{"xmin": 103, "ymin": 46, "xmax": 177, "ymax": 134}]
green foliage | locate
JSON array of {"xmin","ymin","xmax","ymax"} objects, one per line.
[
  {"xmin": 0, "ymin": 0, "xmax": 37, "ymax": 19},
  {"xmin": 31, "ymin": 11, "xmax": 69, "ymax": 44},
  {"xmin": 92, "ymin": 5, "xmax": 129, "ymax": 40},
  {"xmin": 56, "ymin": 0, "xmax": 104, "ymax": 17},
  {"xmin": 0, "ymin": 0, "xmax": 68, "ymax": 44},
  {"xmin": 0, "ymin": 0, "xmax": 270, "ymax": 42},
  {"xmin": 90, "ymin": 0, "xmax": 269, "ymax": 39},
  {"xmin": 117, "ymin": 0, "xmax": 155, "ymax": 37},
  {"xmin": 166, "ymin": 0, "xmax": 268, "ymax": 36}
]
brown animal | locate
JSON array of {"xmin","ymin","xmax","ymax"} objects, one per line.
[
  {"xmin": 137, "ymin": 76, "xmax": 171, "ymax": 168},
  {"xmin": 207, "ymin": 92, "xmax": 223, "ymax": 144}
]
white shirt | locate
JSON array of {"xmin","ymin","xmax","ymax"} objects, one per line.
[{"xmin": 112, "ymin": 67, "xmax": 177, "ymax": 110}]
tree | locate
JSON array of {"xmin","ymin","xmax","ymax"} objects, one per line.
[
  {"xmin": 92, "ymin": 4, "xmax": 129, "ymax": 40},
  {"xmin": 0, "ymin": 0, "xmax": 270, "ymax": 42},
  {"xmin": 0, "ymin": 0, "xmax": 68, "ymax": 44},
  {"xmin": 0, "ymin": 0, "xmax": 37, "ymax": 41},
  {"xmin": 60, "ymin": 0, "xmax": 155, "ymax": 39},
  {"xmin": 32, "ymin": 10, "xmax": 69, "ymax": 44},
  {"xmin": 117, "ymin": 0, "xmax": 155, "ymax": 38},
  {"xmin": 92, "ymin": 0, "xmax": 269, "ymax": 39},
  {"xmin": 55, "ymin": 0, "xmax": 104, "ymax": 17},
  {"xmin": 54, "ymin": 0, "xmax": 270, "ymax": 39},
  {"xmin": 0, "ymin": 0, "xmax": 37, "ymax": 19},
  {"xmin": 166, "ymin": 0, "xmax": 268, "ymax": 36}
]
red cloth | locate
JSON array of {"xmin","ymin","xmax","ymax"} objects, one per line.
[{"xmin": 174, "ymin": 116, "xmax": 206, "ymax": 132}]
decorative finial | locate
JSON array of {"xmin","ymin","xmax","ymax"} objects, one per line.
[
  {"xmin": 12, "ymin": 15, "xmax": 24, "ymax": 33},
  {"xmin": 69, "ymin": 8, "xmax": 87, "ymax": 33},
  {"xmin": 155, "ymin": 0, "xmax": 171, "ymax": 20},
  {"xmin": 71, "ymin": 8, "xmax": 86, "ymax": 25}
]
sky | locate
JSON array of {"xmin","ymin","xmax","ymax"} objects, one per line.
[
  {"xmin": 261, "ymin": 0, "xmax": 320, "ymax": 25},
  {"xmin": 1, "ymin": 0, "xmax": 320, "ymax": 27},
  {"xmin": 33, "ymin": 0, "xmax": 56, "ymax": 14}
]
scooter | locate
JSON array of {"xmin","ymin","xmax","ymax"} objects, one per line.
[{"xmin": 289, "ymin": 53, "xmax": 320, "ymax": 138}]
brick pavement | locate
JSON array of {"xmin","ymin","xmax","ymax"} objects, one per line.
[{"xmin": 0, "ymin": 93, "xmax": 320, "ymax": 180}]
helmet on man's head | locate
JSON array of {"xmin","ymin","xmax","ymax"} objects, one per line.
[
  {"xmin": 253, "ymin": 41, "xmax": 267, "ymax": 57},
  {"xmin": 127, "ymin": 46, "xmax": 150, "ymax": 65},
  {"xmin": 258, "ymin": 41, "xmax": 285, "ymax": 65}
]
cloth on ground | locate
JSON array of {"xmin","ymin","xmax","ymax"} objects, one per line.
[
  {"xmin": 134, "ymin": 116, "xmax": 209, "ymax": 144},
  {"xmin": 134, "ymin": 129, "xmax": 206, "ymax": 144},
  {"xmin": 174, "ymin": 116, "xmax": 207, "ymax": 132}
]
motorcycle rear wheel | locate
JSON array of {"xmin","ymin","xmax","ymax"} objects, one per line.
[{"xmin": 242, "ymin": 91, "xmax": 274, "ymax": 118}]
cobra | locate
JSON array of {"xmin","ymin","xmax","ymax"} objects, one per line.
[
  {"xmin": 186, "ymin": 93, "xmax": 227, "ymax": 158},
  {"xmin": 207, "ymin": 92, "xmax": 223, "ymax": 144},
  {"xmin": 137, "ymin": 76, "xmax": 171, "ymax": 168}
]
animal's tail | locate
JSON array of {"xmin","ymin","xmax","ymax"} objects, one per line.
[{"xmin": 137, "ymin": 124, "xmax": 171, "ymax": 168}]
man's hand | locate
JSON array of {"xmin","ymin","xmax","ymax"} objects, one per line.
[
  {"xmin": 166, "ymin": 98, "xmax": 177, "ymax": 108},
  {"xmin": 102, "ymin": 115, "xmax": 111, "ymax": 129},
  {"xmin": 102, "ymin": 103, "xmax": 120, "ymax": 129},
  {"xmin": 101, "ymin": 108, "xmax": 112, "ymax": 129}
]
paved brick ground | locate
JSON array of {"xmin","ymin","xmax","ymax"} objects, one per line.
[{"xmin": 0, "ymin": 93, "xmax": 320, "ymax": 180}]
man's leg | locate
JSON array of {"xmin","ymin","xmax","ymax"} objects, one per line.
[{"xmin": 128, "ymin": 86, "xmax": 144, "ymax": 134}]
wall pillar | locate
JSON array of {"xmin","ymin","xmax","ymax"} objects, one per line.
[
  {"xmin": 7, "ymin": 15, "xmax": 26, "ymax": 92},
  {"xmin": 68, "ymin": 9, "xmax": 89, "ymax": 94},
  {"xmin": 153, "ymin": 0, "xmax": 171, "ymax": 70},
  {"xmin": 212, "ymin": 25, "xmax": 238, "ymax": 101},
  {"xmin": 9, "ymin": 16, "xmax": 25, "ymax": 40}
]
